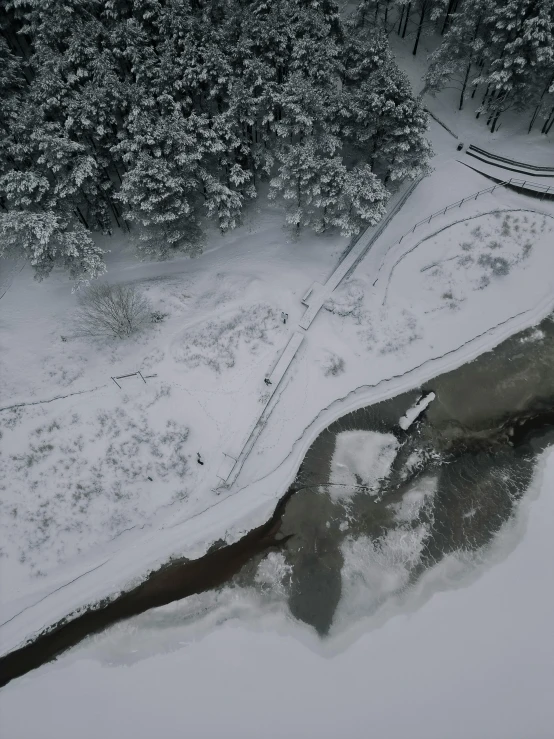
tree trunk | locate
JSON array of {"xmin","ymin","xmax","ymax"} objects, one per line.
[
  {"xmin": 490, "ymin": 111, "xmax": 501, "ymax": 133},
  {"xmin": 471, "ymin": 60, "xmax": 484, "ymax": 98},
  {"xmin": 459, "ymin": 61, "xmax": 471, "ymax": 110},
  {"xmin": 528, "ymin": 104, "xmax": 541, "ymax": 134},
  {"xmin": 542, "ymin": 107, "xmax": 554, "ymax": 135},
  {"xmin": 412, "ymin": 2, "xmax": 427, "ymax": 56},
  {"xmin": 112, "ymin": 162, "xmax": 124, "ymax": 186},
  {"xmin": 529, "ymin": 76, "xmax": 554, "ymax": 134},
  {"xmin": 459, "ymin": 18, "xmax": 480, "ymax": 110},
  {"xmin": 402, "ymin": 2, "xmax": 411, "ymax": 38},
  {"xmin": 106, "ymin": 198, "xmax": 122, "ymax": 229},
  {"xmin": 397, "ymin": 5, "xmax": 405, "ymax": 34},
  {"xmin": 441, "ymin": 0, "xmax": 455, "ymax": 35},
  {"xmin": 75, "ymin": 206, "xmax": 89, "ymax": 229},
  {"xmin": 476, "ymin": 84, "xmax": 491, "ymax": 119}
]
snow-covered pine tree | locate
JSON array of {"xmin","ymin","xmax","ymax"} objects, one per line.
[
  {"xmin": 473, "ymin": 0, "xmax": 554, "ymax": 131},
  {"xmin": 424, "ymin": 0, "xmax": 486, "ymax": 110},
  {"xmin": 352, "ymin": 0, "xmax": 402, "ymax": 34},
  {"xmin": 269, "ymin": 139, "xmax": 331, "ymax": 233},
  {"xmin": 340, "ymin": 27, "xmax": 432, "ymax": 182},
  {"xmin": 1, "ymin": 0, "xmax": 439, "ymax": 273},
  {"xmin": 428, "ymin": 0, "xmax": 554, "ymax": 132},
  {"xmin": 315, "ymin": 160, "xmax": 389, "ymax": 236},
  {"xmin": 0, "ymin": 210, "xmax": 105, "ymax": 281},
  {"xmin": 115, "ymin": 110, "xmax": 205, "ymax": 259}
]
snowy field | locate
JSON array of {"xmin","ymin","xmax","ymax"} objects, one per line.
[
  {"xmin": 2, "ymin": 131, "xmax": 554, "ymax": 653},
  {"xmin": 1, "ymin": 14, "xmax": 554, "ymax": 661},
  {"xmin": 1, "ymin": 447, "xmax": 552, "ymax": 739},
  {"xmin": 2, "ymin": 3, "xmax": 554, "ymax": 734}
]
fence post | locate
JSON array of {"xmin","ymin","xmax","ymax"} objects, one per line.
[
  {"xmin": 137, "ymin": 370, "xmax": 147, "ymax": 383},
  {"xmin": 459, "ymin": 198, "xmax": 464, "ymax": 207},
  {"xmin": 443, "ymin": 207, "xmax": 447, "ymax": 214},
  {"xmin": 111, "ymin": 377, "xmax": 121, "ymax": 389}
]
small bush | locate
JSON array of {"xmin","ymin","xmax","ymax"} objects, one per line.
[
  {"xmin": 478, "ymin": 254, "xmax": 510, "ymax": 276},
  {"xmin": 322, "ymin": 353, "xmax": 345, "ymax": 377},
  {"xmin": 75, "ymin": 283, "xmax": 151, "ymax": 339}
]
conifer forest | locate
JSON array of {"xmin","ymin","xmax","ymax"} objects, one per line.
[{"xmin": 1, "ymin": 0, "xmax": 552, "ymax": 279}]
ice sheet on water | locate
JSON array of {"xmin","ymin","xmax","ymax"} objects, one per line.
[
  {"xmin": 329, "ymin": 430, "xmax": 399, "ymax": 500},
  {"xmin": 255, "ymin": 551, "xmax": 293, "ymax": 596},
  {"xmin": 399, "ymin": 391, "xmax": 435, "ymax": 430},
  {"xmin": 334, "ymin": 523, "xmax": 431, "ymax": 628},
  {"xmin": 392, "ymin": 474, "xmax": 437, "ymax": 522}
]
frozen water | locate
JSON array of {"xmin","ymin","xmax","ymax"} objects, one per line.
[{"xmin": 329, "ymin": 430, "xmax": 399, "ymax": 499}]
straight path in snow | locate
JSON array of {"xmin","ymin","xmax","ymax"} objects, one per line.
[
  {"xmin": 299, "ymin": 175, "xmax": 424, "ymax": 330},
  {"xmin": 216, "ymin": 331, "xmax": 304, "ymax": 486},
  {"xmin": 217, "ymin": 176, "xmax": 425, "ymax": 483}
]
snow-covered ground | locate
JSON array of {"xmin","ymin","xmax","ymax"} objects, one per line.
[
  {"xmin": 1, "ymin": 446, "xmax": 552, "ymax": 739},
  {"xmin": 1, "ymin": 26, "xmax": 554, "ymax": 660},
  {"xmin": 2, "ymin": 126, "xmax": 554, "ymax": 653}
]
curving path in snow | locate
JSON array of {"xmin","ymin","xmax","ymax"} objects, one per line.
[{"xmin": 461, "ymin": 146, "xmax": 554, "ymax": 198}]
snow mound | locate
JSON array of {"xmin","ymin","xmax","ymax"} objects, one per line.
[{"xmin": 399, "ymin": 391, "xmax": 435, "ymax": 430}]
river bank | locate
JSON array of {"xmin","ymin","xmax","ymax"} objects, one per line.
[{"xmin": 2, "ymin": 315, "xmax": 552, "ymax": 687}]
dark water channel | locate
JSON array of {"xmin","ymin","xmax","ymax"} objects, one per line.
[
  {"xmin": 237, "ymin": 314, "xmax": 554, "ymax": 633},
  {"xmin": 1, "ymin": 316, "xmax": 553, "ymax": 687}
]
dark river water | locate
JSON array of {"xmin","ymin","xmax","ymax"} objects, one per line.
[
  {"xmin": 237, "ymin": 313, "xmax": 554, "ymax": 634},
  {"xmin": 1, "ymin": 315, "xmax": 553, "ymax": 686}
]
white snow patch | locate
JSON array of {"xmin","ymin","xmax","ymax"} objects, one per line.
[
  {"xmin": 399, "ymin": 391, "xmax": 436, "ymax": 430},
  {"xmin": 519, "ymin": 327, "xmax": 545, "ymax": 344},
  {"xmin": 329, "ymin": 430, "xmax": 399, "ymax": 500},
  {"xmin": 2, "ymin": 116, "xmax": 554, "ymax": 650},
  {"xmin": 254, "ymin": 552, "xmax": 292, "ymax": 596},
  {"xmin": 333, "ymin": 523, "xmax": 431, "ymax": 629},
  {"xmin": 392, "ymin": 475, "xmax": 437, "ymax": 523}
]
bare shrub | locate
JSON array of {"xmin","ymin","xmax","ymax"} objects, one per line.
[
  {"xmin": 324, "ymin": 281, "xmax": 366, "ymax": 324},
  {"xmin": 478, "ymin": 254, "xmax": 510, "ymax": 277},
  {"xmin": 322, "ymin": 353, "xmax": 345, "ymax": 377},
  {"xmin": 75, "ymin": 283, "xmax": 151, "ymax": 338}
]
